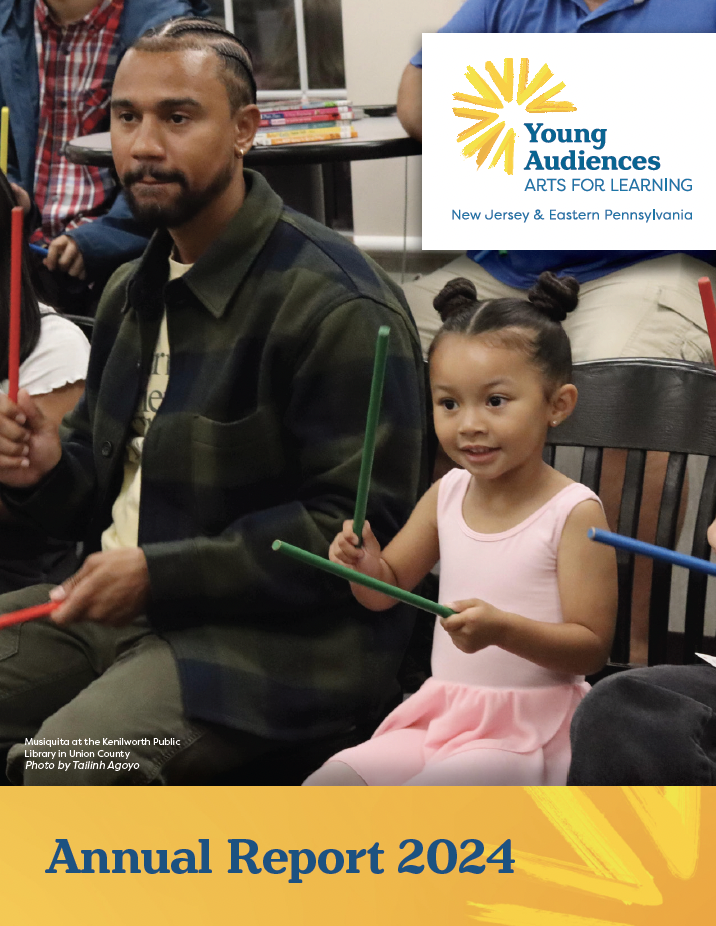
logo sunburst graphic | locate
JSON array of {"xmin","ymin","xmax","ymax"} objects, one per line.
[{"xmin": 453, "ymin": 58, "xmax": 577, "ymax": 175}]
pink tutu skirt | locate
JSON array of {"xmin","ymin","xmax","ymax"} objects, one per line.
[{"xmin": 329, "ymin": 677, "xmax": 590, "ymax": 785}]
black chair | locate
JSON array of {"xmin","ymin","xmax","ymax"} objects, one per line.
[
  {"xmin": 545, "ymin": 358, "xmax": 716, "ymax": 674},
  {"xmin": 62, "ymin": 313, "xmax": 94, "ymax": 343}
]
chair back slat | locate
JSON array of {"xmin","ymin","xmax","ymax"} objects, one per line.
[
  {"xmin": 544, "ymin": 359, "xmax": 716, "ymax": 673},
  {"xmin": 609, "ymin": 450, "xmax": 646, "ymax": 664},
  {"xmin": 648, "ymin": 452, "xmax": 688, "ymax": 665},
  {"xmin": 580, "ymin": 446, "xmax": 602, "ymax": 493}
]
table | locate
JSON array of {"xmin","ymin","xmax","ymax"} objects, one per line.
[{"xmin": 64, "ymin": 115, "xmax": 422, "ymax": 222}]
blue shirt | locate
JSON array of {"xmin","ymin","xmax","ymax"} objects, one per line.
[
  {"xmin": 411, "ymin": 0, "xmax": 716, "ymax": 66},
  {"xmin": 471, "ymin": 251, "xmax": 716, "ymax": 289},
  {"xmin": 410, "ymin": 0, "xmax": 716, "ymax": 285}
]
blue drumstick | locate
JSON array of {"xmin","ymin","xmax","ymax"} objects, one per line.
[
  {"xmin": 588, "ymin": 527, "xmax": 716, "ymax": 577},
  {"xmin": 29, "ymin": 243, "xmax": 48, "ymax": 257}
]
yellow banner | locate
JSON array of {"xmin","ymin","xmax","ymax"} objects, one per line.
[{"xmin": 0, "ymin": 786, "xmax": 711, "ymax": 924}]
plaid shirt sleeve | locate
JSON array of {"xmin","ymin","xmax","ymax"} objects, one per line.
[{"xmin": 142, "ymin": 294, "xmax": 427, "ymax": 623}]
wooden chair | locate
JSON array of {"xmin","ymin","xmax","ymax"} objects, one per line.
[{"xmin": 545, "ymin": 357, "xmax": 716, "ymax": 673}]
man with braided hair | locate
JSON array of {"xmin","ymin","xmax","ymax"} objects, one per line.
[
  {"xmin": 0, "ymin": 20, "xmax": 429, "ymax": 785},
  {"xmin": 0, "ymin": 1, "xmax": 211, "ymax": 313}
]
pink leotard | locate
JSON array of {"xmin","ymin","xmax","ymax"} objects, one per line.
[{"xmin": 324, "ymin": 469, "xmax": 601, "ymax": 785}]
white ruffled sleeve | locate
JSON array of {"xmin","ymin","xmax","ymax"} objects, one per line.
[{"xmin": 2, "ymin": 309, "xmax": 90, "ymax": 397}]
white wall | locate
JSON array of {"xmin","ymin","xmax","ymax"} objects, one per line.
[{"xmin": 341, "ymin": 0, "xmax": 462, "ymax": 249}]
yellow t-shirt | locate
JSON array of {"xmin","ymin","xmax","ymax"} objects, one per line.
[{"xmin": 101, "ymin": 257, "xmax": 192, "ymax": 551}]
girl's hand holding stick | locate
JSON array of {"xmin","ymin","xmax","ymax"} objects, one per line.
[
  {"xmin": 439, "ymin": 598, "xmax": 505, "ymax": 654},
  {"xmin": 329, "ymin": 517, "xmax": 383, "ymax": 574}
]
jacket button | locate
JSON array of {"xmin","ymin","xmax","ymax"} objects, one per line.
[{"xmin": 101, "ymin": 440, "xmax": 113, "ymax": 458}]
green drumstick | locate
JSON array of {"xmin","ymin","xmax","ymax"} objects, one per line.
[
  {"xmin": 272, "ymin": 540, "xmax": 455, "ymax": 618},
  {"xmin": 353, "ymin": 325, "xmax": 390, "ymax": 546}
]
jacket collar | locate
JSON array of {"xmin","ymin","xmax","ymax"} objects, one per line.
[{"xmin": 127, "ymin": 170, "xmax": 284, "ymax": 320}]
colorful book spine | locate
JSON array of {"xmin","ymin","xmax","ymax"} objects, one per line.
[
  {"xmin": 260, "ymin": 111, "xmax": 354, "ymax": 127},
  {"xmin": 253, "ymin": 127, "xmax": 358, "ymax": 146},
  {"xmin": 260, "ymin": 106, "xmax": 353, "ymax": 120},
  {"xmin": 257, "ymin": 120, "xmax": 352, "ymax": 134},
  {"xmin": 258, "ymin": 99, "xmax": 350, "ymax": 112},
  {"xmin": 259, "ymin": 124, "xmax": 355, "ymax": 139}
]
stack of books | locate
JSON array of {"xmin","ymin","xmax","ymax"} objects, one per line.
[{"xmin": 254, "ymin": 100, "xmax": 361, "ymax": 146}]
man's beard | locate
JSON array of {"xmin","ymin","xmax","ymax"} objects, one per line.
[{"xmin": 122, "ymin": 161, "xmax": 235, "ymax": 228}]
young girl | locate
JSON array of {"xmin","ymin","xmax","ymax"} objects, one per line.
[
  {"xmin": 0, "ymin": 170, "xmax": 89, "ymax": 592},
  {"xmin": 305, "ymin": 272, "xmax": 618, "ymax": 786}
]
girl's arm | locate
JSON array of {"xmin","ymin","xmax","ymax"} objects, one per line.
[
  {"xmin": 707, "ymin": 516, "xmax": 716, "ymax": 551},
  {"xmin": 442, "ymin": 499, "xmax": 617, "ymax": 675},
  {"xmin": 328, "ymin": 480, "xmax": 441, "ymax": 610}
]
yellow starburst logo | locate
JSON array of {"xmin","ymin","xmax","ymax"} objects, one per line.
[{"xmin": 454, "ymin": 58, "xmax": 577, "ymax": 175}]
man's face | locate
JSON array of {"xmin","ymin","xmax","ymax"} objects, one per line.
[{"xmin": 110, "ymin": 48, "xmax": 240, "ymax": 228}]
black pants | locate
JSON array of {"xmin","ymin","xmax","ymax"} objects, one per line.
[{"xmin": 568, "ymin": 665, "xmax": 716, "ymax": 785}]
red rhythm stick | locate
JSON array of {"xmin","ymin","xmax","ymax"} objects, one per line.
[
  {"xmin": 0, "ymin": 600, "xmax": 59, "ymax": 630},
  {"xmin": 698, "ymin": 276, "xmax": 716, "ymax": 365},
  {"xmin": 8, "ymin": 205, "xmax": 23, "ymax": 402}
]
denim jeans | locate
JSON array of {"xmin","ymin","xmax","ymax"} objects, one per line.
[{"xmin": 568, "ymin": 665, "xmax": 716, "ymax": 785}]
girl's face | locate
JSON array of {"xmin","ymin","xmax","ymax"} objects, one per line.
[{"xmin": 430, "ymin": 333, "xmax": 573, "ymax": 483}]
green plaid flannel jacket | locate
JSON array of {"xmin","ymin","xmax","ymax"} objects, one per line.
[{"xmin": 5, "ymin": 171, "xmax": 429, "ymax": 739}]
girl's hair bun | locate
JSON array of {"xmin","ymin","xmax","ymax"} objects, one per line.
[
  {"xmin": 433, "ymin": 277, "xmax": 478, "ymax": 322},
  {"xmin": 527, "ymin": 271, "xmax": 579, "ymax": 323}
]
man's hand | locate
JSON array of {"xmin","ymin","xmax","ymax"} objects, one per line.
[
  {"xmin": 10, "ymin": 183, "xmax": 32, "ymax": 215},
  {"xmin": 45, "ymin": 235, "xmax": 86, "ymax": 279},
  {"xmin": 0, "ymin": 389, "xmax": 62, "ymax": 488},
  {"xmin": 49, "ymin": 548, "xmax": 150, "ymax": 627}
]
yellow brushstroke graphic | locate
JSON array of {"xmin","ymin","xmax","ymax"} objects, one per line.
[
  {"xmin": 622, "ymin": 787, "xmax": 700, "ymax": 879},
  {"xmin": 453, "ymin": 109, "xmax": 499, "ymax": 143},
  {"xmin": 490, "ymin": 128, "xmax": 515, "ymax": 174},
  {"xmin": 452, "ymin": 108, "xmax": 500, "ymax": 122},
  {"xmin": 462, "ymin": 122, "xmax": 504, "ymax": 167},
  {"xmin": 453, "ymin": 58, "xmax": 576, "ymax": 174},
  {"xmin": 457, "ymin": 119, "xmax": 500, "ymax": 143},
  {"xmin": 464, "ymin": 66, "xmax": 503, "ymax": 109},
  {"xmin": 525, "ymin": 81, "xmax": 577, "ymax": 113},
  {"xmin": 516, "ymin": 60, "xmax": 554, "ymax": 106},
  {"xmin": 467, "ymin": 902, "xmax": 635, "ymax": 926},
  {"xmin": 453, "ymin": 91, "xmax": 499, "ymax": 107},
  {"xmin": 521, "ymin": 788, "xmax": 662, "ymax": 905},
  {"xmin": 485, "ymin": 59, "xmax": 514, "ymax": 102},
  {"xmin": 466, "ymin": 787, "xmax": 702, "ymax": 924}
]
